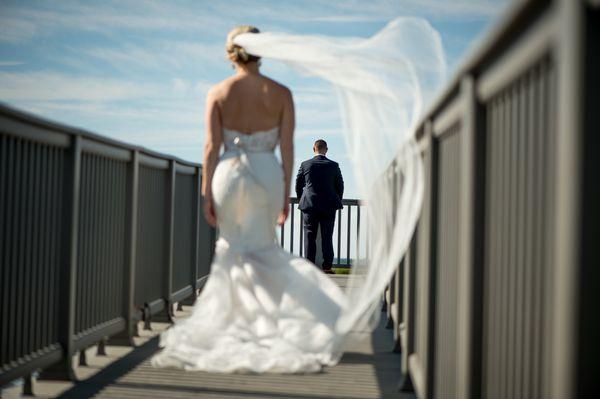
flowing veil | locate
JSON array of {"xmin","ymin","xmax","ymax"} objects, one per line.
[{"xmin": 234, "ymin": 17, "xmax": 447, "ymax": 336}]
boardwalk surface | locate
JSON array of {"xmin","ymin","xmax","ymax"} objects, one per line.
[{"xmin": 3, "ymin": 275, "xmax": 414, "ymax": 399}]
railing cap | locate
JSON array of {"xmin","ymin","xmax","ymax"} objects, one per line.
[{"xmin": 0, "ymin": 101, "xmax": 202, "ymax": 169}]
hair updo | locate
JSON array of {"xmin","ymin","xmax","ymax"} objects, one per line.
[{"xmin": 226, "ymin": 25, "xmax": 261, "ymax": 64}]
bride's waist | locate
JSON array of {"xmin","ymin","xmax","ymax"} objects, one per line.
[{"xmin": 220, "ymin": 150, "xmax": 276, "ymax": 160}]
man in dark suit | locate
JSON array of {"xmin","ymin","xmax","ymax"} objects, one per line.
[{"xmin": 295, "ymin": 139, "xmax": 344, "ymax": 273}]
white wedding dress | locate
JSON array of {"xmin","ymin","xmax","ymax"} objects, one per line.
[{"xmin": 151, "ymin": 127, "xmax": 347, "ymax": 373}]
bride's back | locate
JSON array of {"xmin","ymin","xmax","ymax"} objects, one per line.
[{"xmin": 216, "ymin": 74, "xmax": 286, "ymax": 134}]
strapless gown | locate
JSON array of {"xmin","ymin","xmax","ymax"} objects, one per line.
[{"xmin": 151, "ymin": 127, "xmax": 347, "ymax": 373}]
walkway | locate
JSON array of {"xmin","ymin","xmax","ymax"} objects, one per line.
[{"xmin": 2, "ymin": 276, "xmax": 413, "ymax": 399}]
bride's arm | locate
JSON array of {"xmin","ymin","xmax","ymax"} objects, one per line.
[
  {"xmin": 202, "ymin": 87, "xmax": 223, "ymax": 227},
  {"xmin": 278, "ymin": 88, "xmax": 295, "ymax": 225}
]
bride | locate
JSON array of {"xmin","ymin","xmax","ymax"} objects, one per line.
[
  {"xmin": 151, "ymin": 25, "xmax": 348, "ymax": 373},
  {"xmin": 152, "ymin": 18, "xmax": 445, "ymax": 373}
]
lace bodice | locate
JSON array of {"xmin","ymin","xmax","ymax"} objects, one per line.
[{"xmin": 223, "ymin": 127, "xmax": 279, "ymax": 153}]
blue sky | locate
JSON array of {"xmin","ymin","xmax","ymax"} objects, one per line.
[{"xmin": 0, "ymin": 0, "xmax": 510, "ymax": 198}]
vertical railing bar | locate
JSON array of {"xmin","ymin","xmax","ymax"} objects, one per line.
[
  {"xmin": 299, "ymin": 208, "xmax": 303, "ymax": 257},
  {"xmin": 22, "ymin": 143, "xmax": 34, "ymax": 358},
  {"xmin": 103, "ymin": 157, "xmax": 112, "ymax": 324},
  {"xmin": 89, "ymin": 155, "xmax": 100, "ymax": 332},
  {"xmin": 0, "ymin": 136, "xmax": 5, "ymax": 363},
  {"xmin": 96, "ymin": 156, "xmax": 105, "ymax": 328},
  {"xmin": 0, "ymin": 136, "xmax": 11, "ymax": 364},
  {"xmin": 356, "ymin": 204, "xmax": 360, "ymax": 267},
  {"xmin": 31, "ymin": 143, "xmax": 43, "ymax": 352},
  {"xmin": 192, "ymin": 167, "xmax": 201, "ymax": 292},
  {"xmin": 105, "ymin": 158, "xmax": 115, "ymax": 323},
  {"xmin": 83, "ymin": 155, "xmax": 93, "ymax": 333},
  {"xmin": 530, "ymin": 63, "xmax": 544, "ymax": 399},
  {"xmin": 365, "ymin": 207, "xmax": 369, "ymax": 262},
  {"xmin": 136, "ymin": 167, "xmax": 144, "ymax": 307},
  {"xmin": 507, "ymin": 83, "xmax": 519, "ymax": 397},
  {"xmin": 109, "ymin": 160, "xmax": 119, "ymax": 321},
  {"xmin": 491, "ymin": 94, "xmax": 503, "ymax": 398},
  {"xmin": 112, "ymin": 151, "xmax": 139, "ymax": 346},
  {"xmin": 117, "ymin": 161, "xmax": 126, "ymax": 317},
  {"xmin": 280, "ymin": 217, "xmax": 285, "ymax": 247},
  {"xmin": 78, "ymin": 155, "xmax": 87, "ymax": 333},
  {"xmin": 424, "ymin": 120, "xmax": 438, "ymax": 399},
  {"xmin": 516, "ymin": 75, "xmax": 528, "ymax": 399},
  {"xmin": 98, "ymin": 156, "xmax": 109, "ymax": 328},
  {"xmin": 540, "ymin": 56, "xmax": 555, "ymax": 399},
  {"xmin": 18, "ymin": 141, "xmax": 33, "ymax": 359},
  {"xmin": 337, "ymin": 208, "xmax": 341, "ymax": 266},
  {"xmin": 482, "ymin": 98, "xmax": 494, "ymax": 397},
  {"xmin": 41, "ymin": 146, "xmax": 53, "ymax": 349},
  {"xmin": 66, "ymin": 135, "xmax": 82, "ymax": 376},
  {"xmin": 550, "ymin": 2, "xmax": 584, "ymax": 396},
  {"xmin": 95, "ymin": 155, "xmax": 104, "ymax": 328},
  {"xmin": 146, "ymin": 168, "xmax": 153, "ymax": 306},
  {"xmin": 346, "ymin": 205, "xmax": 351, "ymax": 267},
  {"xmin": 75, "ymin": 155, "xmax": 85, "ymax": 334},
  {"xmin": 109, "ymin": 161, "xmax": 118, "ymax": 319},
  {"xmin": 84, "ymin": 155, "xmax": 93, "ymax": 332},
  {"xmin": 50, "ymin": 147, "xmax": 62, "ymax": 348},
  {"xmin": 9, "ymin": 139, "xmax": 23, "ymax": 362},
  {"xmin": 521, "ymin": 69, "xmax": 535, "ymax": 399},
  {"xmin": 497, "ymin": 91, "xmax": 508, "ymax": 399},
  {"xmin": 290, "ymin": 203, "xmax": 294, "ymax": 253},
  {"xmin": 25, "ymin": 143, "xmax": 38, "ymax": 358},
  {"xmin": 40, "ymin": 135, "xmax": 81, "ymax": 380},
  {"xmin": 166, "ymin": 161, "xmax": 176, "ymax": 316},
  {"xmin": 76, "ymin": 155, "xmax": 84, "ymax": 333}
]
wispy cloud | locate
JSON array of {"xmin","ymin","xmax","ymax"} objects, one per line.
[
  {"xmin": 0, "ymin": 61, "xmax": 24, "ymax": 66},
  {"xmin": 0, "ymin": 71, "xmax": 160, "ymax": 101},
  {"xmin": 0, "ymin": 1, "xmax": 226, "ymax": 42},
  {"xmin": 0, "ymin": 0, "xmax": 510, "ymax": 181}
]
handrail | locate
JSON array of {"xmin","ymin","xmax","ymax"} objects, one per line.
[{"xmin": 0, "ymin": 102, "xmax": 202, "ymax": 168}]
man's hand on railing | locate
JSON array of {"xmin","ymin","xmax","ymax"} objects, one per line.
[{"xmin": 203, "ymin": 194, "xmax": 217, "ymax": 228}]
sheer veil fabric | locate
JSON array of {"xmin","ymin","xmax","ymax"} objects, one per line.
[
  {"xmin": 151, "ymin": 18, "xmax": 446, "ymax": 373},
  {"xmin": 234, "ymin": 17, "xmax": 446, "ymax": 334}
]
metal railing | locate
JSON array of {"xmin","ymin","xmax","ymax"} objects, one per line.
[
  {"xmin": 383, "ymin": 0, "xmax": 599, "ymax": 398},
  {"xmin": 281, "ymin": 198, "xmax": 364, "ymax": 267},
  {"xmin": 0, "ymin": 104, "xmax": 216, "ymax": 387}
]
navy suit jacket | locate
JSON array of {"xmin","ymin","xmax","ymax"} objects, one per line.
[{"xmin": 295, "ymin": 155, "xmax": 344, "ymax": 213}]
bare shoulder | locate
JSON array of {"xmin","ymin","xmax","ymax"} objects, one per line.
[
  {"xmin": 262, "ymin": 75, "xmax": 292, "ymax": 99},
  {"xmin": 207, "ymin": 77, "xmax": 235, "ymax": 101}
]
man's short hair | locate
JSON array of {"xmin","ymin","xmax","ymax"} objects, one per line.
[{"xmin": 314, "ymin": 139, "xmax": 327, "ymax": 152}]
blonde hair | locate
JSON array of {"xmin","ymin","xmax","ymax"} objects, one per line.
[{"xmin": 226, "ymin": 25, "xmax": 260, "ymax": 64}]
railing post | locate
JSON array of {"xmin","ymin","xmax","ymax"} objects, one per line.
[
  {"xmin": 181, "ymin": 166, "xmax": 201, "ymax": 306},
  {"xmin": 551, "ymin": 1, "xmax": 586, "ymax": 398},
  {"xmin": 424, "ymin": 120, "xmax": 438, "ymax": 399},
  {"xmin": 38, "ymin": 135, "xmax": 82, "ymax": 381},
  {"xmin": 112, "ymin": 150, "xmax": 138, "ymax": 346},
  {"xmin": 456, "ymin": 75, "xmax": 483, "ymax": 399},
  {"xmin": 192, "ymin": 167, "xmax": 201, "ymax": 291},
  {"xmin": 400, "ymin": 234, "xmax": 417, "ymax": 392},
  {"xmin": 164, "ymin": 160, "xmax": 176, "ymax": 321}
]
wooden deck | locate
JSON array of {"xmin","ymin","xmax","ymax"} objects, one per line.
[{"xmin": 2, "ymin": 276, "xmax": 414, "ymax": 399}]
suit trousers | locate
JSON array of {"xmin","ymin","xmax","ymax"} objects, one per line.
[{"xmin": 302, "ymin": 210, "xmax": 336, "ymax": 269}]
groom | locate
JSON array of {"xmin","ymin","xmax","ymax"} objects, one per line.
[{"xmin": 295, "ymin": 139, "xmax": 344, "ymax": 274}]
